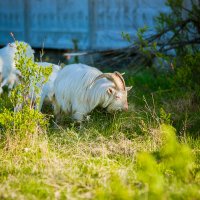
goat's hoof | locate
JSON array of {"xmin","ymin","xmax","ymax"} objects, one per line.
[{"xmin": 86, "ymin": 115, "xmax": 91, "ymax": 121}]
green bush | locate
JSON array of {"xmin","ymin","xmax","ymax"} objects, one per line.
[
  {"xmin": 0, "ymin": 41, "xmax": 50, "ymax": 136},
  {"xmin": 136, "ymin": 124, "xmax": 197, "ymax": 199},
  {"xmin": 173, "ymin": 53, "xmax": 200, "ymax": 97}
]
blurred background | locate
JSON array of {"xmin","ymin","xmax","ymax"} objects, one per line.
[
  {"xmin": 1, "ymin": 0, "xmax": 198, "ymax": 70},
  {"xmin": 0, "ymin": 0, "xmax": 168, "ymax": 65},
  {"xmin": 0, "ymin": 0, "xmax": 168, "ymax": 49}
]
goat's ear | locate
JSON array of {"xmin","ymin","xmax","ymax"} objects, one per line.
[
  {"xmin": 126, "ymin": 86, "xmax": 132, "ymax": 92},
  {"xmin": 107, "ymin": 87, "xmax": 115, "ymax": 95}
]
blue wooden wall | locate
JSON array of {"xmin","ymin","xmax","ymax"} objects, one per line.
[{"xmin": 0, "ymin": 0, "xmax": 168, "ymax": 49}]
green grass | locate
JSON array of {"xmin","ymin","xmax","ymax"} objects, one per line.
[{"xmin": 0, "ymin": 68, "xmax": 200, "ymax": 200}]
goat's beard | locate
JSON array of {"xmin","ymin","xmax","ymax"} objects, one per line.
[{"xmin": 106, "ymin": 105, "xmax": 122, "ymax": 113}]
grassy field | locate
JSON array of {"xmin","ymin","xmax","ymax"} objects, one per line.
[{"xmin": 0, "ymin": 66, "xmax": 200, "ymax": 200}]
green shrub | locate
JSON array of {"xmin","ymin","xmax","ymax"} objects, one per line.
[
  {"xmin": 0, "ymin": 41, "xmax": 50, "ymax": 136},
  {"xmin": 136, "ymin": 152, "xmax": 164, "ymax": 199},
  {"xmin": 173, "ymin": 53, "xmax": 200, "ymax": 97},
  {"xmin": 136, "ymin": 124, "xmax": 196, "ymax": 199}
]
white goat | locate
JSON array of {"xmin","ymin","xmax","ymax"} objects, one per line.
[
  {"xmin": 14, "ymin": 62, "xmax": 60, "ymax": 111},
  {"xmin": 0, "ymin": 42, "xmax": 34, "ymax": 93},
  {"xmin": 52, "ymin": 63, "xmax": 132, "ymax": 122},
  {"xmin": 36, "ymin": 62, "xmax": 61, "ymax": 111}
]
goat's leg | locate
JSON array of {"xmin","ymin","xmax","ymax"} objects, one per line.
[
  {"xmin": 72, "ymin": 111, "xmax": 86, "ymax": 122},
  {"xmin": 53, "ymin": 100, "xmax": 62, "ymax": 124},
  {"xmin": 38, "ymin": 92, "xmax": 46, "ymax": 111},
  {"xmin": 0, "ymin": 87, "xmax": 3, "ymax": 94},
  {"xmin": 1, "ymin": 77, "xmax": 8, "ymax": 88}
]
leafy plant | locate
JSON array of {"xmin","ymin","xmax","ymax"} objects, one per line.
[
  {"xmin": 136, "ymin": 124, "xmax": 196, "ymax": 199},
  {"xmin": 0, "ymin": 41, "xmax": 51, "ymax": 135}
]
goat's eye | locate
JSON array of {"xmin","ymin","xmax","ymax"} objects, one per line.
[{"xmin": 115, "ymin": 95, "xmax": 120, "ymax": 99}]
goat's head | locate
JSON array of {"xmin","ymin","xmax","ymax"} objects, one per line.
[{"xmin": 93, "ymin": 72, "xmax": 132, "ymax": 112}]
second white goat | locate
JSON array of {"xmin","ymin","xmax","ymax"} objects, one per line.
[{"xmin": 0, "ymin": 42, "xmax": 34, "ymax": 93}]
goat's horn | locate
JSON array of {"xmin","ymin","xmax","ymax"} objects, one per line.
[
  {"xmin": 93, "ymin": 73, "xmax": 114, "ymax": 83},
  {"xmin": 113, "ymin": 71, "xmax": 126, "ymax": 90},
  {"xmin": 92, "ymin": 72, "xmax": 125, "ymax": 91}
]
